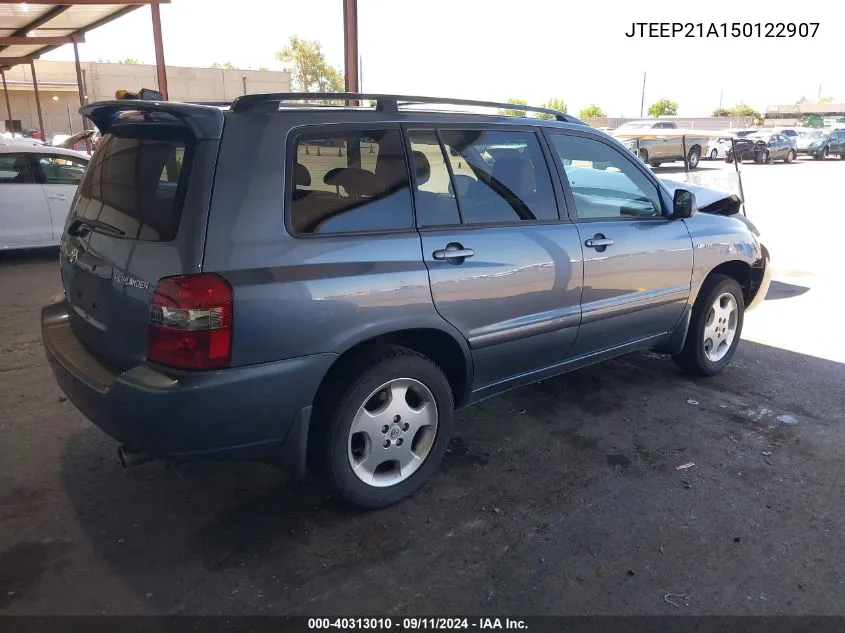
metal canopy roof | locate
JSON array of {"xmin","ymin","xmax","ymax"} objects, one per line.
[{"xmin": 0, "ymin": 1, "xmax": 169, "ymax": 70}]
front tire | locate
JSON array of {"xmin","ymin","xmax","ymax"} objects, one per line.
[
  {"xmin": 315, "ymin": 345, "xmax": 454, "ymax": 510},
  {"xmin": 710, "ymin": 148, "xmax": 718, "ymax": 160},
  {"xmin": 673, "ymin": 275, "xmax": 744, "ymax": 377},
  {"xmin": 756, "ymin": 150, "xmax": 769, "ymax": 164},
  {"xmin": 823, "ymin": 146, "xmax": 830, "ymax": 159},
  {"xmin": 785, "ymin": 150, "xmax": 795, "ymax": 163}
]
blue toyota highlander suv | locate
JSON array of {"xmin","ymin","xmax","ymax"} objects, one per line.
[{"xmin": 42, "ymin": 93, "xmax": 771, "ymax": 509}]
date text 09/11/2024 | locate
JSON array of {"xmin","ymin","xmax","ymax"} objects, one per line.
[{"xmin": 625, "ymin": 22, "xmax": 819, "ymax": 38}]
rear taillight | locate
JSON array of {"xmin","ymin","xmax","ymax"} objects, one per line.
[{"xmin": 147, "ymin": 273, "xmax": 233, "ymax": 370}]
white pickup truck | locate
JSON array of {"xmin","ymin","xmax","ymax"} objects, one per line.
[{"xmin": 612, "ymin": 120, "xmax": 710, "ymax": 169}]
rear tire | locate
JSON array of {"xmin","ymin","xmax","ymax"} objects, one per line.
[
  {"xmin": 673, "ymin": 275, "xmax": 745, "ymax": 377},
  {"xmin": 687, "ymin": 147, "xmax": 701, "ymax": 169},
  {"xmin": 649, "ymin": 160, "xmax": 662, "ymax": 168},
  {"xmin": 638, "ymin": 149, "xmax": 649, "ymax": 163},
  {"xmin": 823, "ymin": 146, "xmax": 830, "ymax": 159},
  {"xmin": 314, "ymin": 345, "xmax": 454, "ymax": 510},
  {"xmin": 756, "ymin": 150, "xmax": 769, "ymax": 164}
]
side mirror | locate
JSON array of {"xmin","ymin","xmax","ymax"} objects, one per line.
[{"xmin": 673, "ymin": 188, "xmax": 698, "ymax": 218}]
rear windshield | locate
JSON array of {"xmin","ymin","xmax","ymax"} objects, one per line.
[{"xmin": 70, "ymin": 125, "xmax": 194, "ymax": 241}]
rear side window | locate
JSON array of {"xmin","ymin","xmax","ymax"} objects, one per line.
[
  {"xmin": 71, "ymin": 128, "xmax": 192, "ymax": 242},
  {"xmin": 0, "ymin": 153, "xmax": 35, "ymax": 184},
  {"xmin": 37, "ymin": 154, "xmax": 88, "ymax": 185},
  {"xmin": 290, "ymin": 129, "xmax": 413, "ymax": 235},
  {"xmin": 438, "ymin": 129, "xmax": 558, "ymax": 224}
]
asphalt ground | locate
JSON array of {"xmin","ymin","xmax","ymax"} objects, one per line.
[{"xmin": 1, "ymin": 155, "xmax": 843, "ymax": 616}]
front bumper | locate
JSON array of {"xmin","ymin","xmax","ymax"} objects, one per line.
[
  {"xmin": 746, "ymin": 245, "xmax": 772, "ymax": 312},
  {"xmin": 42, "ymin": 299, "xmax": 335, "ymax": 474}
]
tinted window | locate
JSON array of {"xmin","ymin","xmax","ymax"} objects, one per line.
[
  {"xmin": 438, "ymin": 129, "xmax": 558, "ymax": 224},
  {"xmin": 72, "ymin": 131, "xmax": 192, "ymax": 241},
  {"xmin": 408, "ymin": 130, "xmax": 461, "ymax": 226},
  {"xmin": 291, "ymin": 129, "xmax": 412, "ymax": 235},
  {"xmin": 38, "ymin": 154, "xmax": 88, "ymax": 185},
  {"xmin": 0, "ymin": 153, "xmax": 35, "ymax": 184},
  {"xmin": 550, "ymin": 134, "xmax": 662, "ymax": 220}
]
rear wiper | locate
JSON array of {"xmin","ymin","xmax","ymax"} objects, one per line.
[{"xmin": 68, "ymin": 217, "xmax": 126, "ymax": 237}]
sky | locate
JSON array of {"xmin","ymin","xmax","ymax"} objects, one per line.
[{"xmin": 41, "ymin": 0, "xmax": 843, "ymax": 118}]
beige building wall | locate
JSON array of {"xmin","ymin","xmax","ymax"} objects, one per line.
[{"xmin": 2, "ymin": 60, "xmax": 291, "ymax": 137}]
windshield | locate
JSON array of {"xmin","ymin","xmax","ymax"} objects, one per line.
[{"xmin": 616, "ymin": 123, "xmax": 652, "ymax": 130}]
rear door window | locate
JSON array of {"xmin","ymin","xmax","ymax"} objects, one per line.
[
  {"xmin": 437, "ymin": 129, "xmax": 558, "ymax": 224},
  {"xmin": 290, "ymin": 128, "xmax": 413, "ymax": 235},
  {"xmin": 0, "ymin": 153, "xmax": 35, "ymax": 184},
  {"xmin": 71, "ymin": 129, "xmax": 193, "ymax": 241}
]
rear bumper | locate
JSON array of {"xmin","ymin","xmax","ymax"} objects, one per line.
[{"xmin": 42, "ymin": 299, "xmax": 335, "ymax": 474}]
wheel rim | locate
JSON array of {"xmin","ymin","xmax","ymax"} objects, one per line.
[
  {"xmin": 702, "ymin": 292, "xmax": 739, "ymax": 363},
  {"xmin": 347, "ymin": 378, "xmax": 438, "ymax": 487},
  {"xmin": 689, "ymin": 151, "xmax": 699, "ymax": 168},
  {"xmin": 710, "ymin": 149, "xmax": 717, "ymax": 160}
]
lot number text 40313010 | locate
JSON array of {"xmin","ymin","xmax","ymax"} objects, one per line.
[{"xmin": 625, "ymin": 22, "xmax": 819, "ymax": 38}]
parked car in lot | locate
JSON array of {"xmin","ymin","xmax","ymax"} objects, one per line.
[
  {"xmin": 705, "ymin": 136, "xmax": 732, "ymax": 160},
  {"xmin": 1, "ymin": 144, "xmax": 90, "ymax": 250},
  {"xmin": 41, "ymin": 93, "xmax": 771, "ymax": 509},
  {"xmin": 612, "ymin": 120, "xmax": 709, "ymax": 168},
  {"xmin": 807, "ymin": 128, "xmax": 845, "ymax": 160},
  {"xmin": 795, "ymin": 129, "xmax": 830, "ymax": 154},
  {"xmin": 726, "ymin": 132, "xmax": 796, "ymax": 164}
]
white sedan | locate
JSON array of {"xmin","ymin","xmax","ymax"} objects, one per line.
[
  {"xmin": 705, "ymin": 137, "xmax": 733, "ymax": 160},
  {"xmin": 1, "ymin": 143, "xmax": 89, "ymax": 251}
]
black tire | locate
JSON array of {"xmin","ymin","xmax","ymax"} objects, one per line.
[
  {"xmin": 812, "ymin": 154, "xmax": 823, "ymax": 161},
  {"xmin": 673, "ymin": 275, "xmax": 745, "ymax": 377},
  {"xmin": 649, "ymin": 160, "xmax": 662, "ymax": 168},
  {"xmin": 756, "ymin": 150, "xmax": 769, "ymax": 164},
  {"xmin": 823, "ymin": 146, "xmax": 830, "ymax": 159},
  {"xmin": 637, "ymin": 149, "xmax": 649, "ymax": 163},
  {"xmin": 840, "ymin": 153, "xmax": 845, "ymax": 160},
  {"xmin": 784, "ymin": 150, "xmax": 794, "ymax": 163},
  {"xmin": 710, "ymin": 148, "xmax": 718, "ymax": 160},
  {"xmin": 314, "ymin": 345, "xmax": 454, "ymax": 509},
  {"xmin": 687, "ymin": 147, "xmax": 701, "ymax": 169},
  {"xmin": 725, "ymin": 154, "xmax": 734, "ymax": 163}
]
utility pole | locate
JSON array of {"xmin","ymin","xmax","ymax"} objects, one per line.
[
  {"xmin": 818, "ymin": 83, "xmax": 822, "ymax": 101},
  {"xmin": 639, "ymin": 71, "xmax": 646, "ymax": 118},
  {"xmin": 718, "ymin": 89, "xmax": 723, "ymax": 112},
  {"xmin": 343, "ymin": 0, "xmax": 360, "ymax": 103}
]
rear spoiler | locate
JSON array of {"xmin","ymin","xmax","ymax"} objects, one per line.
[{"xmin": 80, "ymin": 100, "xmax": 225, "ymax": 140}]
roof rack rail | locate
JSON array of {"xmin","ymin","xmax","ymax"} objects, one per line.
[{"xmin": 228, "ymin": 92, "xmax": 584, "ymax": 124}]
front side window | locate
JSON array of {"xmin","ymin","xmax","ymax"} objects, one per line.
[
  {"xmin": 290, "ymin": 128, "xmax": 413, "ymax": 235},
  {"xmin": 550, "ymin": 134, "xmax": 663, "ymax": 220},
  {"xmin": 0, "ymin": 153, "xmax": 35, "ymax": 185},
  {"xmin": 38, "ymin": 154, "xmax": 89, "ymax": 185},
  {"xmin": 408, "ymin": 130, "xmax": 461, "ymax": 227},
  {"xmin": 438, "ymin": 129, "xmax": 558, "ymax": 224}
]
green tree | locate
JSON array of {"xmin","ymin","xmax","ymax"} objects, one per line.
[
  {"xmin": 712, "ymin": 107, "xmax": 731, "ymax": 117},
  {"xmin": 212, "ymin": 61, "xmax": 236, "ymax": 69},
  {"xmin": 579, "ymin": 104, "xmax": 606, "ymax": 119},
  {"xmin": 535, "ymin": 98, "xmax": 568, "ymax": 119},
  {"xmin": 648, "ymin": 98, "xmax": 678, "ymax": 117},
  {"xmin": 726, "ymin": 103, "xmax": 763, "ymax": 125},
  {"xmin": 797, "ymin": 114, "xmax": 824, "ymax": 128},
  {"xmin": 819, "ymin": 95, "xmax": 834, "ymax": 104},
  {"xmin": 498, "ymin": 97, "xmax": 528, "ymax": 117},
  {"xmin": 258, "ymin": 66, "xmax": 269, "ymax": 72},
  {"xmin": 119, "ymin": 58, "xmax": 140, "ymax": 65},
  {"xmin": 275, "ymin": 36, "xmax": 344, "ymax": 101}
]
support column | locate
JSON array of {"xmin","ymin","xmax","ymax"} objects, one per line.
[
  {"xmin": 150, "ymin": 0, "xmax": 169, "ymax": 99},
  {"xmin": 1, "ymin": 69, "xmax": 14, "ymax": 136},
  {"xmin": 343, "ymin": 0, "xmax": 359, "ymax": 104},
  {"xmin": 30, "ymin": 61, "xmax": 46, "ymax": 141},
  {"xmin": 73, "ymin": 43, "xmax": 91, "ymax": 151}
]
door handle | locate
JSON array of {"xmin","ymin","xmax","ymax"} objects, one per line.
[
  {"xmin": 49, "ymin": 194, "xmax": 67, "ymax": 201},
  {"xmin": 584, "ymin": 237, "xmax": 614, "ymax": 248},
  {"xmin": 433, "ymin": 242, "xmax": 474, "ymax": 263}
]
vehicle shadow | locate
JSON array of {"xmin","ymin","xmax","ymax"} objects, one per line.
[
  {"xmin": 54, "ymin": 339, "xmax": 844, "ymax": 614},
  {"xmin": 765, "ymin": 280, "xmax": 810, "ymax": 300}
]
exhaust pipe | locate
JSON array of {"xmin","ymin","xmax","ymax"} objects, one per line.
[{"xmin": 118, "ymin": 445, "xmax": 153, "ymax": 469}]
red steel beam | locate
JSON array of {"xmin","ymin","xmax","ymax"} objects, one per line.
[
  {"xmin": 0, "ymin": 35, "xmax": 85, "ymax": 46},
  {"xmin": 342, "ymin": 0, "xmax": 359, "ymax": 104},
  {"xmin": 30, "ymin": 60, "xmax": 46, "ymax": 141},
  {"xmin": 1, "ymin": 68, "xmax": 13, "ymax": 136},
  {"xmin": 150, "ymin": 0, "xmax": 168, "ymax": 99}
]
